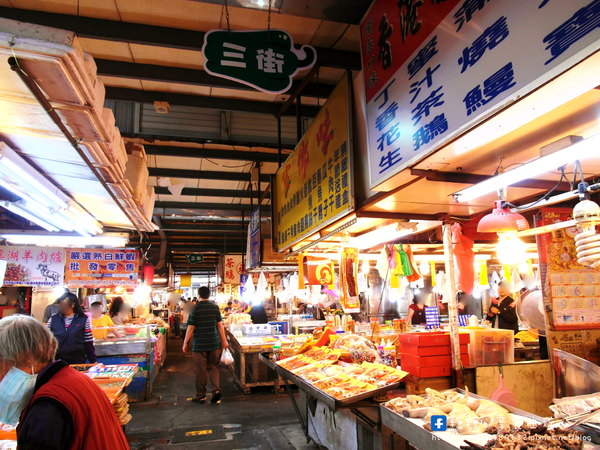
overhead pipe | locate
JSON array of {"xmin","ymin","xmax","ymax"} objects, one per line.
[
  {"xmin": 8, "ymin": 57, "xmax": 143, "ymax": 236},
  {"xmin": 152, "ymin": 215, "xmax": 168, "ymax": 272}
]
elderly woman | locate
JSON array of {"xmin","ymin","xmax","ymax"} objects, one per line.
[{"xmin": 0, "ymin": 315, "xmax": 128, "ymax": 449}]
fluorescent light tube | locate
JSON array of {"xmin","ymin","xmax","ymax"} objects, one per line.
[
  {"xmin": 454, "ymin": 134, "xmax": 600, "ymax": 203},
  {"xmin": 351, "ymin": 220, "xmax": 442, "ymax": 249},
  {"xmin": 0, "ymin": 143, "xmax": 68, "ymax": 209},
  {"xmin": 23, "ymin": 201, "xmax": 76, "ymax": 232},
  {"xmin": 0, "ymin": 201, "xmax": 59, "ymax": 232},
  {"xmin": 1, "ymin": 233, "xmax": 129, "ymax": 248},
  {"xmin": 63, "ymin": 204, "xmax": 102, "ymax": 235}
]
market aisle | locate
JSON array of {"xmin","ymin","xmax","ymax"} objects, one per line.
[{"xmin": 126, "ymin": 338, "xmax": 316, "ymax": 449}]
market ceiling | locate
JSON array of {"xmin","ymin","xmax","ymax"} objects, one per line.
[{"xmin": 0, "ymin": 0, "xmax": 369, "ymax": 272}]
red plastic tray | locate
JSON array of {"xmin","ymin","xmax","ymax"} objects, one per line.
[
  {"xmin": 401, "ymin": 362, "xmax": 452, "ymax": 378},
  {"xmin": 400, "ymin": 352, "xmax": 470, "ymax": 368},
  {"xmin": 398, "ymin": 332, "xmax": 470, "ymax": 347},
  {"xmin": 400, "ymin": 343, "xmax": 469, "ymax": 357}
]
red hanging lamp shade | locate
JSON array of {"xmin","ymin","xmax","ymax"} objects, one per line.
[
  {"xmin": 143, "ymin": 263, "xmax": 155, "ymax": 286},
  {"xmin": 477, "ymin": 201, "xmax": 530, "ymax": 233}
]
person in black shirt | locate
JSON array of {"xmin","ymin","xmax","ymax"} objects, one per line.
[
  {"xmin": 486, "ymin": 281, "xmax": 519, "ymax": 334},
  {"xmin": 249, "ymin": 302, "xmax": 268, "ymax": 324},
  {"xmin": 182, "ymin": 286, "xmax": 228, "ymax": 404}
]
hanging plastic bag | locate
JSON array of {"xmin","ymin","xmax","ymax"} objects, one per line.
[{"xmin": 220, "ymin": 348, "xmax": 234, "ymax": 366}]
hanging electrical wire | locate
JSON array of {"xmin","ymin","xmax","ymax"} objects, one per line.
[
  {"xmin": 505, "ymin": 166, "xmax": 568, "ymax": 210},
  {"xmin": 224, "ymin": 0, "xmax": 231, "ymax": 31}
]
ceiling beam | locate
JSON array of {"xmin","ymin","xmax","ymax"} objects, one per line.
[
  {"xmin": 124, "ymin": 133, "xmax": 293, "ymax": 151},
  {"xmin": 96, "ymin": 59, "xmax": 334, "ymax": 99},
  {"xmin": 145, "ymin": 145, "xmax": 284, "ymax": 163},
  {"xmin": 149, "ymin": 167, "xmax": 271, "ymax": 182},
  {"xmin": 155, "ymin": 201, "xmax": 270, "ymax": 212},
  {"xmin": 171, "ymin": 247, "xmax": 242, "ymax": 253},
  {"xmin": 154, "ymin": 186, "xmax": 254, "ymax": 198},
  {"xmin": 0, "ymin": 8, "xmax": 360, "ymax": 71},
  {"xmin": 105, "ymin": 87, "xmax": 320, "ymax": 117},
  {"xmin": 156, "ymin": 225, "xmax": 247, "ymax": 232},
  {"xmin": 188, "ymin": 0, "xmax": 371, "ymax": 24},
  {"xmin": 410, "ymin": 169, "xmax": 572, "ymax": 191}
]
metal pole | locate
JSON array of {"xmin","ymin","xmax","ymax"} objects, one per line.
[
  {"xmin": 296, "ymin": 95, "xmax": 302, "ymax": 142},
  {"xmin": 443, "ymin": 223, "xmax": 464, "ymax": 385},
  {"xmin": 277, "ymin": 116, "xmax": 283, "ymax": 168}
]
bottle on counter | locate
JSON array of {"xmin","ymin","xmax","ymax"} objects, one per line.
[{"xmin": 272, "ymin": 343, "xmax": 282, "ymax": 361}]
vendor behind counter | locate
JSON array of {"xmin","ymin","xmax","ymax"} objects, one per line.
[{"xmin": 249, "ymin": 303, "xmax": 268, "ymax": 324}]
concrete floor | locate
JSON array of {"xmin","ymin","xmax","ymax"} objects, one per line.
[{"xmin": 126, "ymin": 339, "xmax": 317, "ymax": 450}]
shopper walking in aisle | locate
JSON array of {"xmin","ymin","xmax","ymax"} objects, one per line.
[
  {"xmin": 47, "ymin": 292, "xmax": 96, "ymax": 364},
  {"xmin": 0, "ymin": 315, "xmax": 128, "ymax": 449},
  {"xmin": 182, "ymin": 286, "xmax": 228, "ymax": 404},
  {"xmin": 486, "ymin": 281, "xmax": 519, "ymax": 334}
]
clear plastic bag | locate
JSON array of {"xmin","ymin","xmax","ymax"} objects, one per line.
[{"xmin": 220, "ymin": 348, "xmax": 234, "ymax": 366}]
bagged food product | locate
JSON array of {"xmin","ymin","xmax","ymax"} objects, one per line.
[
  {"xmin": 330, "ymin": 333, "xmax": 380, "ymax": 363},
  {"xmin": 220, "ymin": 349, "xmax": 234, "ymax": 366}
]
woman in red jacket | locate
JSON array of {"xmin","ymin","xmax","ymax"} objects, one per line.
[{"xmin": 0, "ymin": 314, "xmax": 128, "ymax": 450}]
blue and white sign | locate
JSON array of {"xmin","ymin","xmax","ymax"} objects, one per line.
[
  {"xmin": 364, "ymin": 0, "xmax": 600, "ymax": 189},
  {"xmin": 425, "ymin": 306, "xmax": 440, "ymax": 329}
]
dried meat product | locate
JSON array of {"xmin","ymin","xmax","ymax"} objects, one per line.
[
  {"xmin": 460, "ymin": 423, "xmax": 585, "ymax": 449},
  {"xmin": 339, "ymin": 248, "xmax": 360, "ymax": 312}
]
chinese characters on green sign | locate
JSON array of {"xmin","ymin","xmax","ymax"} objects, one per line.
[
  {"xmin": 203, "ymin": 29, "xmax": 317, "ymax": 94},
  {"xmin": 187, "ymin": 254, "xmax": 204, "ymax": 264}
]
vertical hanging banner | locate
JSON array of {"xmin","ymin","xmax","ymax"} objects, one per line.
[
  {"xmin": 221, "ymin": 254, "xmax": 244, "ymax": 284},
  {"xmin": 0, "ymin": 246, "xmax": 65, "ymax": 286},
  {"xmin": 361, "ymin": 0, "xmax": 600, "ymax": 189},
  {"xmin": 246, "ymin": 207, "xmax": 261, "ymax": 270},
  {"xmin": 203, "ymin": 29, "xmax": 316, "ymax": 94},
  {"xmin": 64, "ymin": 248, "xmax": 139, "ymax": 288},
  {"xmin": 273, "ymin": 73, "xmax": 354, "ymax": 252}
]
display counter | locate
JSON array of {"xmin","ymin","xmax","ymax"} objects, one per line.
[
  {"xmin": 226, "ymin": 329, "xmax": 282, "ymax": 393},
  {"xmin": 93, "ymin": 324, "xmax": 159, "ymax": 402},
  {"xmin": 72, "ymin": 363, "xmax": 138, "ymax": 426},
  {"xmin": 259, "ymin": 348, "xmax": 407, "ymax": 448},
  {"xmin": 381, "ymin": 387, "xmax": 598, "ymax": 449}
]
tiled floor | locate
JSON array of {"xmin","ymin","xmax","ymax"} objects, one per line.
[{"xmin": 126, "ymin": 339, "xmax": 318, "ymax": 449}]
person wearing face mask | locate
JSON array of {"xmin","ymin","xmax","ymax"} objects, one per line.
[
  {"xmin": 486, "ymin": 280, "xmax": 519, "ymax": 334},
  {"xmin": 0, "ymin": 314, "xmax": 128, "ymax": 449},
  {"xmin": 406, "ymin": 291, "xmax": 427, "ymax": 325},
  {"xmin": 47, "ymin": 292, "xmax": 96, "ymax": 364}
]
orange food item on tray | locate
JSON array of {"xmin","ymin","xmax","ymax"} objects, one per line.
[{"xmin": 314, "ymin": 327, "xmax": 335, "ymax": 347}]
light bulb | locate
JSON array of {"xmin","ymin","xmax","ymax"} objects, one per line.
[
  {"xmin": 419, "ymin": 261, "xmax": 430, "ymax": 275},
  {"xmin": 573, "ymin": 198, "xmax": 600, "ymax": 268},
  {"xmin": 496, "ymin": 232, "xmax": 527, "ymax": 266}
]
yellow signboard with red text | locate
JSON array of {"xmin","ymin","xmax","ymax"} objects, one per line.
[{"xmin": 273, "ymin": 74, "xmax": 354, "ymax": 252}]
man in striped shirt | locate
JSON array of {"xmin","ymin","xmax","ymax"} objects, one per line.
[
  {"xmin": 47, "ymin": 292, "xmax": 96, "ymax": 364},
  {"xmin": 182, "ymin": 286, "xmax": 228, "ymax": 404}
]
